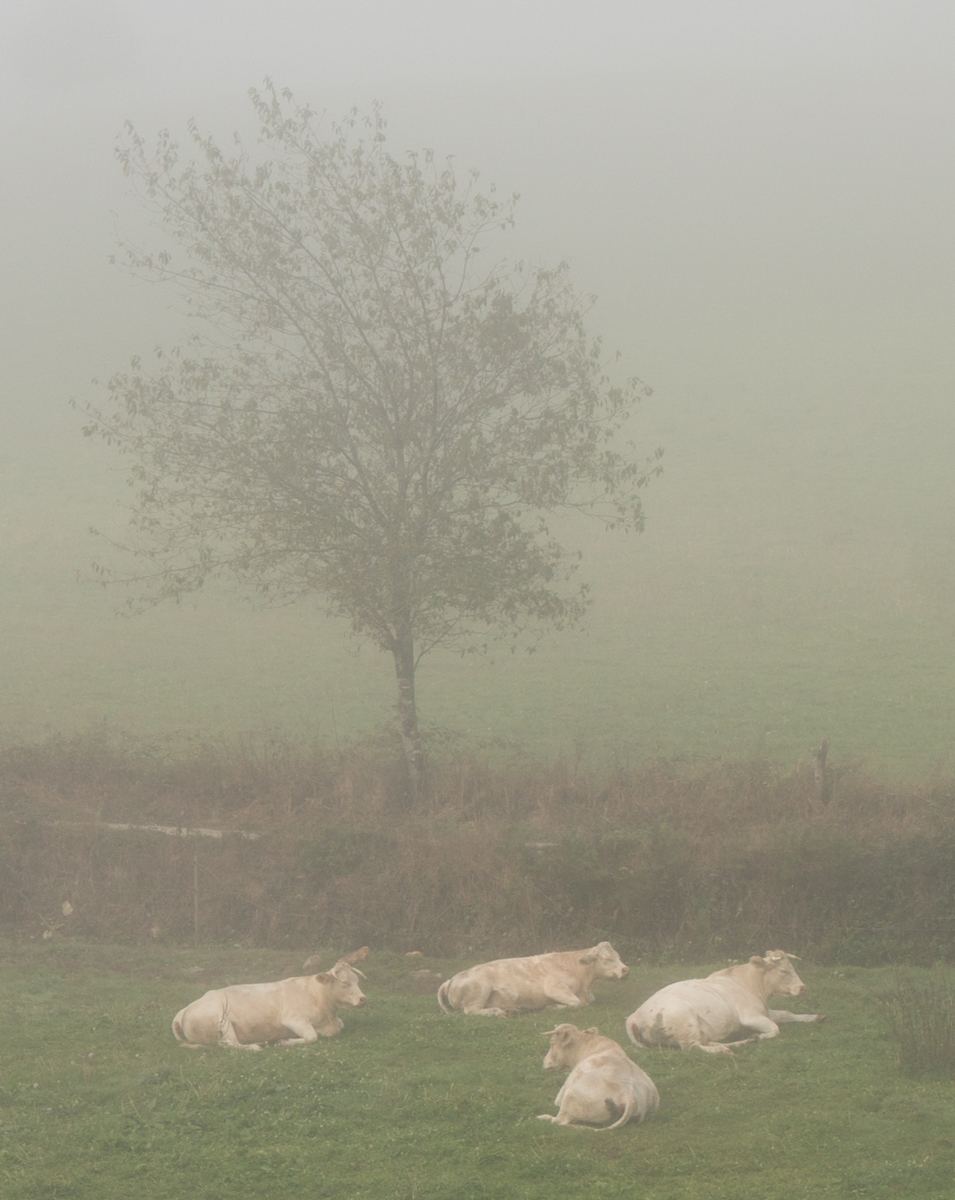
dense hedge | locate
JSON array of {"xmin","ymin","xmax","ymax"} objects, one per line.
[
  {"xmin": 3, "ymin": 730, "xmax": 954, "ymax": 964},
  {"xmin": 3, "ymin": 817, "xmax": 955, "ymax": 965}
]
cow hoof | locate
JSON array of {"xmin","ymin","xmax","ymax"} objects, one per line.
[{"xmin": 814, "ymin": 1014, "xmax": 826, "ymax": 1023}]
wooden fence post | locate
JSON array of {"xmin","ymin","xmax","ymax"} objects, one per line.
[{"xmin": 813, "ymin": 737, "xmax": 830, "ymax": 807}]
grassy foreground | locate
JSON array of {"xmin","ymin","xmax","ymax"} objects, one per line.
[{"xmin": 1, "ymin": 941, "xmax": 953, "ymax": 1199}]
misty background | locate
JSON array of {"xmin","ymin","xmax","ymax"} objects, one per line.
[{"xmin": 1, "ymin": 1, "xmax": 953, "ymax": 776}]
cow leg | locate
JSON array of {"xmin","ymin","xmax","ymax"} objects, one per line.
[
  {"xmin": 312, "ymin": 1016, "xmax": 346, "ymax": 1036},
  {"xmin": 461, "ymin": 1004, "xmax": 510, "ymax": 1017},
  {"xmin": 272, "ymin": 1018, "xmax": 320, "ymax": 1047},
  {"xmin": 737, "ymin": 1014, "xmax": 782, "ymax": 1041},
  {"xmin": 539, "ymin": 1114, "xmax": 607, "ymax": 1129},
  {"xmin": 216, "ymin": 1019, "xmax": 262, "ymax": 1051},
  {"xmin": 543, "ymin": 986, "xmax": 586, "ymax": 1009},
  {"xmin": 691, "ymin": 1039, "xmax": 739, "ymax": 1054},
  {"xmin": 767, "ymin": 1009, "xmax": 825, "ymax": 1025}
]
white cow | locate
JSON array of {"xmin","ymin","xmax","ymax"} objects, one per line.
[
  {"xmin": 537, "ymin": 1024, "xmax": 659, "ymax": 1130},
  {"xmin": 172, "ymin": 948, "xmax": 369, "ymax": 1050},
  {"xmin": 626, "ymin": 950, "xmax": 824, "ymax": 1055},
  {"xmin": 437, "ymin": 942, "xmax": 628, "ymax": 1017}
]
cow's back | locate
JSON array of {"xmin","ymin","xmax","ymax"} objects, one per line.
[
  {"xmin": 444, "ymin": 951, "xmax": 579, "ymax": 1012},
  {"xmin": 628, "ymin": 977, "xmax": 742, "ymax": 1047}
]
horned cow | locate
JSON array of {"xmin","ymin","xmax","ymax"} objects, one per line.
[
  {"xmin": 626, "ymin": 950, "xmax": 824, "ymax": 1055},
  {"xmin": 437, "ymin": 942, "xmax": 629, "ymax": 1017},
  {"xmin": 538, "ymin": 1024, "xmax": 659, "ymax": 1130},
  {"xmin": 172, "ymin": 947, "xmax": 369, "ymax": 1050}
]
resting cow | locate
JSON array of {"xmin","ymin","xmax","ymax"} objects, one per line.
[
  {"xmin": 172, "ymin": 948, "xmax": 369, "ymax": 1050},
  {"xmin": 437, "ymin": 942, "xmax": 628, "ymax": 1017},
  {"xmin": 626, "ymin": 950, "xmax": 824, "ymax": 1055},
  {"xmin": 537, "ymin": 1024, "xmax": 659, "ymax": 1130}
]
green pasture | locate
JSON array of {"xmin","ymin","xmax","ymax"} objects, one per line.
[
  {"xmin": 2, "ymin": 941, "xmax": 953, "ymax": 1199},
  {"xmin": 4, "ymin": 367, "xmax": 955, "ymax": 779}
]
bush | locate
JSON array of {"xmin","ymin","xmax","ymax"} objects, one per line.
[{"xmin": 880, "ymin": 969, "xmax": 955, "ymax": 1076}]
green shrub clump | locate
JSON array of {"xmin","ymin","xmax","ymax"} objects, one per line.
[{"xmin": 880, "ymin": 969, "xmax": 955, "ymax": 1077}]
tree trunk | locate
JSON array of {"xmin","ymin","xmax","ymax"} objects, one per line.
[{"xmin": 392, "ymin": 626, "xmax": 423, "ymax": 797}]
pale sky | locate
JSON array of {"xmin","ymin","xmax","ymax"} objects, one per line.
[
  {"xmin": 1, "ymin": 1, "xmax": 953, "ymax": 451},
  {"xmin": 4, "ymin": 1, "xmax": 940, "ymax": 101}
]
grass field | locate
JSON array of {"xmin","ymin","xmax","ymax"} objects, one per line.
[
  {"xmin": 3, "ymin": 317, "xmax": 955, "ymax": 779},
  {"xmin": 3, "ymin": 402, "xmax": 955, "ymax": 783},
  {"xmin": 2, "ymin": 941, "xmax": 953, "ymax": 1199}
]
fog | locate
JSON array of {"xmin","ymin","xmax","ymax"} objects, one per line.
[{"xmin": 1, "ymin": 2, "xmax": 953, "ymax": 772}]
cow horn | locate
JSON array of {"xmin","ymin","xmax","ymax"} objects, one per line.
[{"xmin": 541, "ymin": 1028, "xmax": 559, "ymax": 1037}]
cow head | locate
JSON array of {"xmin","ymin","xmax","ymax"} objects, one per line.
[
  {"xmin": 317, "ymin": 961, "xmax": 368, "ymax": 1007},
  {"xmin": 751, "ymin": 950, "xmax": 806, "ymax": 997},
  {"xmin": 541, "ymin": 1024, "xmax": 600, "ymax": 1070},
  {"xmin": 578, "ymin": 941, "xmax": 629, "ymax": 979}
]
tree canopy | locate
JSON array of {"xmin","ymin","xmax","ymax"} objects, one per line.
[{"xmin": 83, "ymin": 85, "xmax": 661, "ymax": 783}]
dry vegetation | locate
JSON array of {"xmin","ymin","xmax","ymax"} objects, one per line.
[{"xmin": 3, "ymin": 727, "xmax": 955, "ymax": 964}]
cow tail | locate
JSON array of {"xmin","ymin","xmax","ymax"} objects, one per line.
[
  {"xmin": 625, "ymin": 1016, "xmax": 646, "ymax": 1047},
  {"xmin": 437, "ymin": 980, "xmax": 455, "ymax": 1014},
  {"xmin": 605, "ymin": 1090, "xmax": 636, "ymax": 1130}
]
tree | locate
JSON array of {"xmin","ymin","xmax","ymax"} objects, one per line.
[{"xmin": 82, "ymin": 85, "xmax": 661, "ymax": 787}]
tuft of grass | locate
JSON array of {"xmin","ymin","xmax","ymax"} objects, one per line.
[{"xmin": 880, "ymin": 969, "xmax": 955, "ymax": 1077}]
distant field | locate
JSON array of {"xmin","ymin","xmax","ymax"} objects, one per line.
[
  {"xmin": 1, "ymin": 941, "xmax": 953, "ymax": 1199},
  {"xmin": 3, "ymin": 351, "xmax": 955, "ymax": 779}
]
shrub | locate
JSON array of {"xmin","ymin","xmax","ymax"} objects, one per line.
[{"xmin": 880, "ymin": 969, "xmax": 955, "ymax": 1077}]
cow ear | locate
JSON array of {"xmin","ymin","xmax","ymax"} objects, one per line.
[
  {"xmin": 585, "ymin": 1027, "xmax": 599, "ymax": 1035},
  {"xmin": 314, "ymin": 971, "xmax": 333, "ymax": 983},
  {"xmin": 749, "ymin": 956, "xmax": 765, "ymax": 968},
  {"xmin": 578, "ymin": 952, "xmax": 597, "ymax": 965}
]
